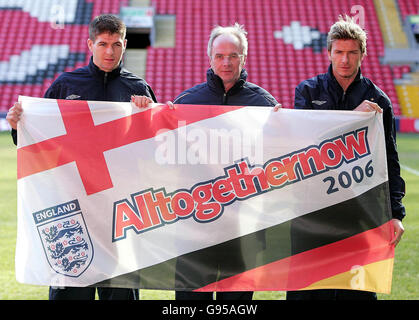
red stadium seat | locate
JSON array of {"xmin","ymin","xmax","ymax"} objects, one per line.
[{"xmin": 397, "ymin": 0, "xmax": 419, "ymax": 21}]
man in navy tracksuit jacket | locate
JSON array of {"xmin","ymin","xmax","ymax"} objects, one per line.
[
  {"xmin": 174, "ymin": 68, "xmax": 277, "ymax": 107},
  {"xmin": 174, "ymin": 23, "xmax": 279, "ymax": 301},
  {"xmin": 294, "ymin": 65, "xmax": 405, "ymax": 222},
  {"xmin": 10, "ymin": 56, "xmax": 156, "ymax": 145},
  {"xmin": 287, "ymin": 16, "xmax": 405, "ymax": 300},
  {"xmin": 7, "ymin": 14, "xmax": 156, "ymax": 300}
]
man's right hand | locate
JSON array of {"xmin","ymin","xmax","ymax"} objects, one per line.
[{"xmin": 6, "ymin": 102, "xmax": 22, "ymax": 130}]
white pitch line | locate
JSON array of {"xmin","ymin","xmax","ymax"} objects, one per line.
[{"xmin": 401, "ymin": 164, "xmax": 419, "ymax": 176}]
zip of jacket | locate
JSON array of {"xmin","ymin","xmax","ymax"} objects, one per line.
[{"xmin": 104, "ymin": 72, "xmax": 108, "ymax": 100}]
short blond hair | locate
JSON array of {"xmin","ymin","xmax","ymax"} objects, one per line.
[{"xmin": 327, "ymin": 15, "xmax": 367, "ymax": 55}]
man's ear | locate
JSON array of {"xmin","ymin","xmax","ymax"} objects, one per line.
[
  {"xmin": 209, "ymin": 56, "xmax": 214, "ymax": 69},
  {"xmin": 327, "ymin": 50, "xmax": 332, "ymax": 61},
  {"xmin": 87, "ymin": 38, "xmax": 93, "ymax": 53}
]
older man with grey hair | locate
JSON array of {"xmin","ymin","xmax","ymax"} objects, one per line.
[
  {"xmin": 173, "ymin": 23, "xmax": 280, "ymax": 301},
  {"xmin": 174, "ymin": 23, "xmax": 279, "ymax": 106}
]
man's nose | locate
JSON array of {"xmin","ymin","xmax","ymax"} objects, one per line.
[
  {"xmin": 105, "ymin": 46, "xmax": 114, "ymax": 55},
  {"xmin": 341, "ymin": 53, "xmax": 349, "ymax": 63},
  {"xmin": 222, "ymin": 56, "xmax": 232, "ymax": 65}
]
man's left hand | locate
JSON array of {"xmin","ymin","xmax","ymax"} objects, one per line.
[
  {"xmin": 131, "ymin": 95, "xmax": 154, "ymax": 108},
  {"xmin": 354, "ymin": 100, "xmax": 383, "ymax": 113},
  {"xmin": 390, "ymin": 218, "xmax": 405, "ymax": 247}
]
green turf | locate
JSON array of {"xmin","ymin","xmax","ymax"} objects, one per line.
[{"xmin": 0, "ymin": 131, "xmax": 418, "ymax": 300}]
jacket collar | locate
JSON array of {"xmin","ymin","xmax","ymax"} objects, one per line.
[
  {"xmin": 88, "ymin": 56, "xmax": 122, "ymax": 80},
  {"xmin": 326, "ymin": 63, "xmax": 363, "ymax": 92},
  {"xmin": 206, "ymin": 68, "xmax": 247, "ymax": 94}
]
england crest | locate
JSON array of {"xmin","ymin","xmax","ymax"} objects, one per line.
[{"xmin": 33, "ymin": 200, "xmax": 93, "ymax": 277}]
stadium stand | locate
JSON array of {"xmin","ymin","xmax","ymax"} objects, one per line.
[
  {"xmin": 398, "ymin": 0, "xmax": 419, "ymax": 20},
  {"xmin": 0, "ymin": 0, "xmax": 128, "ymax": 113},
  {"xmin": 146, "ymin": 0, "xmax": 403, "ymax": 114},
  {"xmin": 392, "ymin": 0, "xmax": 419, "ymax": 122},
  {"xmin": 0, "ymin": 0, "xmax": 418, "ymax": 131},
  {"xmin": 375, "ymin": 0, "xmax": 409, "ymax": 48},
  {"xmin": 397, "ymin": 84, "xmax": 419, "ymax": 117}
]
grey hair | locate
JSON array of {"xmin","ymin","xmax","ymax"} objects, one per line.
[{"xmin": 207, "ymin": 23, "xmax": 248, "ymax": 57}]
